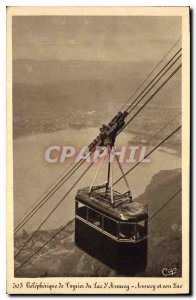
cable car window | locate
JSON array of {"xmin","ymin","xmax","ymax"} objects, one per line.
[
  {"xmin": 76, "ymin": 201, "xmax": 87, "ymax": 220},
  {"xmin": 88, "ymin": 208, "xmax": 102, "ymax": 228},
  {"xmin": 119, "ymin": 223, "xmax": 136, "ymax": 241},
  {"xmin": 136, "ymin": 220, "xmax": 147, "ymax": 240},
  {"xmin": 103, "ymin": 216, "xmax": 117, "ymax": 237}
]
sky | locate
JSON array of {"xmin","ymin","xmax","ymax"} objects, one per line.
[{"xmin": 13, "ymin": 16, "xmax": 182, "ymax": 62}]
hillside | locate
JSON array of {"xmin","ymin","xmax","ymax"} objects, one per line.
[{"xmin": 14, "ymin": 168, "xmax": 182, "ymax": 277}]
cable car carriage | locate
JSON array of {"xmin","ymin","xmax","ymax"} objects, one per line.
[
  {"xmin": 75, "ymin": 187, "xmax": 148, "ymax": 275},
  {"xmin": 75, "ymin": 117, "xmax": 148, "ymax": 275}
]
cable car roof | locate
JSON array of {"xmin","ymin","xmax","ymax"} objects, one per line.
[{"xmin": 76, "ymin": 187, "xmax": 148, "ymax": 222}]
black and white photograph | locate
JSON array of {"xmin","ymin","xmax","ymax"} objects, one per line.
[{"xmin": 6, "ymin": 6, "xmax": 190, "ymax": 295}]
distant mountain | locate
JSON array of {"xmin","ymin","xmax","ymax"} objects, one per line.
[
  {"xmin": 13, "ymin": 59, "xmax": 181, "ymax": 139},
  {"xmin": 13, "ymin": 59, "xmax": 158, "ymax": 85},
  {"xmin": 136, "ymin": 168, "xmax": 182, "ymax": 276},
  {"xmin": 136, "ymin": 168, "xmax": 181, "ymax": 228},
  {"xmin": 15, "ymin": 168, "xmax": 182, "ymax": 277}
]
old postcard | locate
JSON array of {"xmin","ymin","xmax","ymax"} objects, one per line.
[{"xmin": 7, "ymin": 6, "xmax": 190, "ymax": 294}]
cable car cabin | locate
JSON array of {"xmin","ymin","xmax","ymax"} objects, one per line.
[{"xmin": 75, "ymin": 187, "xmax": 148, "ymax": 275}]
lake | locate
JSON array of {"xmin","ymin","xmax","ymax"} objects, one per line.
[{"xmin": 13, "ymin": 127, "xmax": 181, "ymax": 231}]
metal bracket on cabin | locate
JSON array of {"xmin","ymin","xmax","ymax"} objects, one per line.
[
  {"xmin": 88, "ymin": 111, "xmax": 128, "ymax": 151},
  {"xmin": 87, "ymin": 111, "xmax": 132, "ymax": 207}
]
